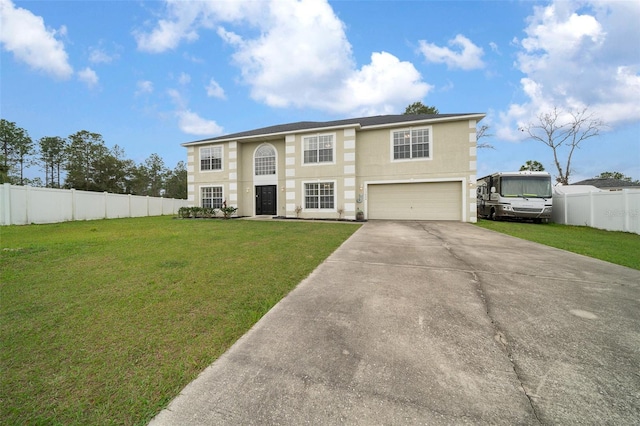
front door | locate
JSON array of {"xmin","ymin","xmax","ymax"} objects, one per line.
[{"xmin": 255, "ymin": 185, "xmax": 277, "ymax": 215}]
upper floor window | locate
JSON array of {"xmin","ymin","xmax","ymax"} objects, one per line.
[
  {"xmin": 392, "ymin": 127, "xmax": 430, "ymax": 160},
  {"xmin": 255, "ymin": 145, "xmax": 276, "ymax": 175},
  {"xmin": 304, "ymin": 134, "xmax": 334, "ymax": 164},
  {"xmin": 200, "ymin": 146, "xmax": 222, "ymax": 171}
]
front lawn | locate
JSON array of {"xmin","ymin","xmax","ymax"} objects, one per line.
[
  {"xmin": 475, "ymin": 220, "xmax": 640, "ymax": 270},
  {"xmin": 0, "ymin": 217, "xmax": 360, "ymax": 425}
]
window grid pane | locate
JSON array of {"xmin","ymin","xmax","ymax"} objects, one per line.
[
  {"xmin": 393, "ymin": 131, "xmax": 410, "ymax": 159},
  {"xmin": 200, "ymin": 147, "xmax": 222, "ymax": 170},
  {"xmin": 304, "ymin": 135, "xmax": 333, "ymax": 163},
  {"xmin": 202, "ymin": 187, "xmax": 223, "ymax": 209},
  {"xmin": 394, "ymin": 129, "xmax": 429, "ymax": 160},
  {"xmin": 305, "ymin": 183, "xmax": 319, "ymax": 209},
  {"xmin": 255, "ymin": 157, "xmax": 276, "ymax": 175},
  {"xmin": 304, "ymin": 182, "xmax": 333, "ymax": 209}
]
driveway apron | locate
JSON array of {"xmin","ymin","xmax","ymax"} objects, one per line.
[{"xmin": 150, "ymin": 221, "xmax": 640, "ymax": 425}]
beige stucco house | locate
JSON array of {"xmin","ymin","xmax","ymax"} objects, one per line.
[{"xmin": 182, "ymin": 113, "xmax": 484, "ymax": 222}]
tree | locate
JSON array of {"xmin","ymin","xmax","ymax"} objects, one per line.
[
  {"xmin": 39, "ymin": 136, "xmax": 67, "ymax": 188},
  {"xmin": 476, "ymin": 124, "xmax": 494, "ymax": 149},
  {"xmin": 520, "ymin": 106, "xmax": 604, "ymax": 185},
  {"xmin": 595, "ymin": 172, "xmax": 639, "ymax": 184},
  {"xmin": 12, "ymin": 130, "xmax": 34, "ymax": 185},
  {"xmin": 93, "ymin": 145, "xmax": 133, "ymax": 193},
  {"xmin": 144, "ymin": 153, "xmax": 167, "ymax": 197},
  {"xmin": 164, "ymin": 161, "xmax": 187, "ymax": 199},
  {"xmin": 65, "ymin": 130, "xmax": 108, "ymax": 191},
  {"xmin": 0, "ymin": 119, "xmax": 33, "ymax": 184},
  {"xmin": 520, "ymin": 160, "xmax": 545, "ymax": 172},
  {"xmin": 403, "ymin": 102, "xmax": 439, "ymax": 115}
]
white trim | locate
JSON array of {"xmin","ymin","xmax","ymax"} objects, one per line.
[
  {"xmin": 344, "ymin": 139, "xmax": 356, "ymax": 150},
  {"xmin": 199, "ymin": 145, "xmax": 224, "ymax": 173},
  {"xmin": 302, "ymin": 179, "xmax": 337, "ymax": 212},
  {"xmin": 301, "ymin": 132, "xmax": 337, "ymax": 166},
  {"xmin": 200, "ymin": 184, "xmax": 224, "ymax": 209},
  {"xmin": 363, "ymin": 177, "xmax": 467, "ymax": 221},
  {"xmin": 389, "ymin": 126, "xmax": 433, "ymax": 163},
  {"xmin": 363, "ymin": 114, "xmax": 485, "ymax": 131},
  {"xmin": 253, "ymin": 143, "xmax": 278, "ymax": 185}
]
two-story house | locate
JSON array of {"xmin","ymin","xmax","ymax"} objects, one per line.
[{"xmin": 182, "ymin": 113, "xmax": 484, "ymax": 222}]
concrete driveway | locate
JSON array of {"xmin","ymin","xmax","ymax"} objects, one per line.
[{"xmin": 150, "ymin": 221, "xmax": 640, "ymax": 425}]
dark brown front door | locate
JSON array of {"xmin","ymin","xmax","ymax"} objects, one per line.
[{"xmin": 255, "ymin": 185, "xmax": 277, "ymax": 215}]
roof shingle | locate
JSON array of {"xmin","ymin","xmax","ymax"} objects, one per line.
[{"xmin": 182, "ymin": 113, "xmax": 483, "ymax": 146}]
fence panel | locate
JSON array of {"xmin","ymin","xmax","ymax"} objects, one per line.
[
  {"xmin": 75, "ymin": 191, "xmax": 107, "ymax": 221},
  {"xmin": 29, "ymin": 187, "xmax": 74, "ymax": 224},
  {"xmin": 553, "ymin": 189, "xmax": 640, "ymax": 234},
  {"xmin": 0, "ymin": 184, "xmax": 188, "ymax": 225},
  {"xmin": 130, "ymin": 196, "xmax": 149, "ymax": 217},
  {"xmin": 106, "ymin": 193, "xmax": 130, "ymax": 219}
]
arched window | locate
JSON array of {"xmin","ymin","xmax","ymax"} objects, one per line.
[{"xmin": 255, "ymin": 145, "xmax": 276, "ymax": 175}]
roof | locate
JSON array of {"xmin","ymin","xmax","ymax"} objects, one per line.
[
  {"xmin": 182, "ymin": 113, "xmax": 484, "ymax": 146},
  {"xmin": 571, "ymin": 178, "xmax": 640, "ymax": 189}
]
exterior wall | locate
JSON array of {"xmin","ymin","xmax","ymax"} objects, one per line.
[
  {"xmin": 284, "ymin": 127, "xmax": 357, "ymax": 220},
  {"xmin": 185, "ymin": 117, "xmax": 478, "ymax": 222},
  {"xmin": 237, "ymin": 139, "xmax": 287, "ymax": 217},
  {"xmin": 357, "ymin": 119, "xmax": 478, "ymax": 222}
]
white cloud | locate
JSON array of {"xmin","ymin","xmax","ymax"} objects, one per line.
[
  {"xmin": 206, "ymin": 78, "xmax": 226, "ymax": 99},
  {"xmin": 0, "ymin": 0, "xmax": 73, "ymax": 78},
  {"xmin": 78, "ymin": 67, "xmax": 98, "ymax": 88},
  {"xmin": 176, "ymin": 110, "xmax": 223, "ymax": 135},
  {"xmin": 178, "ymin": 72, "xmax": 191, "ymax": 85},
  {"xmin": 136, "ymin": 80, "xmax": 154, "ymax": 95},
  {"xmin": 89, "ymin": 46, "xmax": 117, "ymax": 64},
  {"xmin": 418, "ymin": 34, "xmax": 485, "ymax": 70},
  {"xmin": 135, "ymin": 0, "xmax": 432, "ymax": 116},
  {"xmin": 167, "ymin": 88, "xmax": 223, "ymax": 135},
  {"xmin": 497, "ymin": 0, "xmax": 640, "ymax": 140}
]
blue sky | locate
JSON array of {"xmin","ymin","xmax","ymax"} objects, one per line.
[{"xmin": 2, "ymin": 0, "xmax": 639, "ymax": 183}]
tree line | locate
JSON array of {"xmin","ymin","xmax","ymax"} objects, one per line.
[{"xmin": 0, "ymin": 119, "xmax": 186, "ymax": 199}]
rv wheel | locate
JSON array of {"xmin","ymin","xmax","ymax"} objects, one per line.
[{"xmin": 489, "ymin": 209, "xmax": 497, "ymax": 221}]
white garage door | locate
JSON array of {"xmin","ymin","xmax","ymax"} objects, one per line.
[{"xmin": 368, "ymin": 182, "xmax": 462, "ymax": 221}]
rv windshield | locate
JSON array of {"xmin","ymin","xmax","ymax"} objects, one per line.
[{"xmin": 501, "ymin": 176, "xmax": 552, "ymax": 198}]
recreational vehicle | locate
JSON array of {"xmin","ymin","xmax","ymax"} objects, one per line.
[{"xmin": 477, "ymin": 171, "xmax": 553, "ymax": 222}]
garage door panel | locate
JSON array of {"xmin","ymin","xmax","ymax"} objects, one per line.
[{"xmin": 368, "ymin": 182, "xmax": 462, "ymax": 221}]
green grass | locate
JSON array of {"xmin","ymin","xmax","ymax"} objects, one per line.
[
  {"xmin": 475, "ymin": 219, "xmax": 640, "ymax": 270},
  {"xmin": 0, "ymin": 217, "xmax": 360, "ymax": 425}
]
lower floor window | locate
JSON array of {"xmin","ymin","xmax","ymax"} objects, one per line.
[
  {"xmin": 202, "ymin": 186, "xmax": 223, "ymax": 209},
  {"xmin": 305, "ymin": 182, "xmax": 334, "ymax": 209}
]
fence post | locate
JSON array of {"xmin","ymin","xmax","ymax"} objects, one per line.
[
  {"xmin": 563, "ymin": 192, "xmax": 568, "ymax": 224},
  {"xmin": 2, "ymin": 183, "xmax": 11, "ymax": 225},
  {"xmin": 623, "ymin": 189, "xmax": 629, "ymax": 233},
  {"xmin": 71, "ymin": 189, "xmax": 76, "ymax": 221},
  {"xmin": 25, "ymin": 185, "xmax": 31, "ymax": 224}
]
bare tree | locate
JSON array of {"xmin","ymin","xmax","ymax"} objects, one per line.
[
  {"xmin": 476, "ymin": 124, "xmax": 494, "ymax": 149},
  {"xmin": 520, "ymin": 106, "xmax": 604, "ymax": 185}
]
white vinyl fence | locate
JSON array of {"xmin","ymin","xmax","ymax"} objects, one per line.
[
  {"xmin": 1, "ymin": 184, "xmax": 189, "ymax": 226},
  {"xmin": 552, "ymin": 189, "xmax": 640, "ymax": 235}
]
